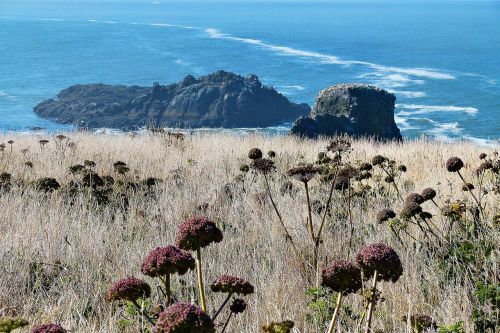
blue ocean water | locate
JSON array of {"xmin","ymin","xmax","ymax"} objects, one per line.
[{"xmin": 0, "ymin": 0, "xmax": 499, "ymax": 142}]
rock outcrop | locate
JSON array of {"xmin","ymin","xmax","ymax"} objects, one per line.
[
  {"xmin": 34, "ymin": 70, "xmax": 310, "ymax": 129},
  {"xmin": 290, "ymin": 84, "xmax": 402, "ymax": 140}
]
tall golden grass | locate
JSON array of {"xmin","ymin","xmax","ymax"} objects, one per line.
[{"xmin": 0, "ymin": 132, "xmax": 498, "ymax": 332}]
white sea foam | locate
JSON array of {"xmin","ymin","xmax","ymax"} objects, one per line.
[
  {"xmin": 394, "ymin": 115, "xmax": 418, "ymax": 131},
  {"xmin": 205, "ymin": 28, "xmax": 455, "ymax": 81},
  {"xmin": 390, "ymin": 90, "xmax": 427, "ymax": 98},
  {"xmin": 0, "ymin": 90, "xmax": 16, "ymax": 101},
  {"xmin": 396, "ymin": 104, "xmax": 479, "ymax": 115},
  {"xmin": 276, "ymin": 85, "xmax": 306, "ymax": 94},
  {"xmin": 149, "ymin": 23, "xmax": 201, "ymax": 30}
]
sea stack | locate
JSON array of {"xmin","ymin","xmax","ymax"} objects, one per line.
[
  {"xmin": 33, "ymin": 70, "xmax": 310, "ymax": 129},
  {"xmin": 290, "ymin": 84, "xmax": 402, "ymax": 140}
]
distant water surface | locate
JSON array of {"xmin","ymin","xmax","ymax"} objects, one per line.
[{"xmin": 0, "ymin": 0, "xmax": 499, "ymax": 143}]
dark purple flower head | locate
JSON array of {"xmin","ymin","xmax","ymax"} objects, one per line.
[
  {"xmin": 355, "ymin": 243, "xmax": 403, "ymax": 282},
  {"xmin": 479, "ymin": 153, "xmax": 487, "ymax": 160},
  {"xmin": 31, "ymin": 323, "xmax": 68, "ymax": 333},
  {"xmin": 154, "ymin": 302, "xmax": 215, "ymax": 333},
  {"xmin": 421, "ymin": 188, "xmax": 436, "ymax": 201},
  {"xmin": 446, "ymin": 157, "xmax": 464, "ymax": 172},
  {"xmin": 321, "ymin": 260, "xmax": 362, "ymax": 294},
  {"xmin": 229, "ymin": 298, "xmax": 247, "ymax": 314},
  {"xmin": 141, "ymin": 246, "xmax": 195, "ymax": 277},
  {"xmin": 248, "ymin": 148, "xmax": 263, "ymax": 160},
  {"xmin": 405, "ymin": 193, "xmax": 425, "ymax": 205},
  {"xmin": 210, "ymin": 275, "xmax": 254, "ymax": 295},
  {"xmin": 106, "ymin": 276, "xmax": 151, "ymax": 302},
  {"xmin": 376, "ymin": 209, "xmax": 396, "ymax": 224},
  {"xmin": 176, "ymin": 216, "xmax": 223, "ymax": 251}
]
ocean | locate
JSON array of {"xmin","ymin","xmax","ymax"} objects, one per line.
[{"xmin": 0, "ymin": 0, "xmax": 499, "ymax": 143}]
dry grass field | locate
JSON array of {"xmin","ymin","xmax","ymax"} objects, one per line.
[{"xmin": 0, "ymin": 132, "xmax": 498, "ymax": 333}]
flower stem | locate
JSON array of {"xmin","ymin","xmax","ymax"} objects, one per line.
[
  {"xmin": 196, "ymin": 247, "xmax": 207, "ymax": 312},
  {"xmin": 212, "ymin": 293, "xmax": 233, "ymax": 321},
  {"xmin": 132, "ymin": 300, "xmax": 155, "ymax": 326},
  {"xmin": 304, "ymin": 181, "xmax": 315, "ymax": 243},
  {"xmin": 326, "ymin": 292, "xmax": 344, "ymax": 333},
  {"xmin": 263, "ymin": 173, "xmax": 308, "ymax": 276},
  {"xmin": 164, "ymin": 274, "xmax": 171, "ymax": 305},
  {"xmin": 221, "ymin": 312, "xmax": 233, "ymax": 333},
  {"xmin": 304, "ymin": 181, "xmax": 317, "ymax": 272},
  {"xmin": 365, "ymin": 271, "xmax": 379, "ymax": 333}
]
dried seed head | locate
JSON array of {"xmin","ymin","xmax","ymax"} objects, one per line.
[
  {"xmin": 421, "ymin": 188, "xmax": 436, "ymax": 201},
  {"xmin": 405, "ymin": 193, "xmax": 425, "ymax": 205},
  {"xmin": 248, "ymin": 148, "xmax": 263, "ymax": 160},
  {"xmin": 154, "ymin": 302, "xmax": 215, "ymax": 333},
  {"xmin": 69, "ymin": 164, "xmax": 85, "ymax": 175},
  {"xmin": 0, "ymin": 317, "xmax": 29, "ymax": 332},
  {"xmin": 105, "ymin": 276, "xmax": 151, "ymax": 303},
  {"xmin": 372, "ymin": 155, "xmax": 386, "ymax": 166},
  {"xmin": 321, "ymin": 260, "xmax": 362, "ymax": 294},
  {"xmin": 359, "ymin": 162, "xmax": 373, "ymax": 171},
  {"xmin": 376, "ymin": 209, "xmax": 396, "ymax": 224},
  {"xmin": 402, "ymin": 314, "xmax": 437, "ymax": 332},
  {"xmin": 141, "ymin": 246, "xmax": 195, "ymax": 277},
  {"xmin": 267, "ymin": 151, "xmax": 276, "ymax": 158},
  {"xmin": 400, "ymin": 201, "xmax": 422, "ymax": 220},
  {"xmin": 35, "ymin": 178, "xmax": 60, "ymax": 192},
  {"xmin": 287, "ymin": 164, "xmax": 320, "ymax": 183},
  {"xmin": 31, "ymin": 324, "xmax": 68, "ymax": 333},
  {"xmin": 175, "ymin": 216, "xmax": 223, "ymax": 251},
  {"xmin": 83, "ymin": 160, "xmax": 96, "ymax": 168},
  {"xmin": 240, "ymin": 164, "xmax": 250, "ymax": 173},
  {"xmin": 419, "ymin": 211, "xmax": 433, "ymax": 220},
  {"xmin": 229, "ymin": 298, "xmax": 247, "ymax": 314},
  {"xmin": 326, "ymin": 138, "xmax": 351, "ymax": 153},
  {"xmin": 355, "ymin": 243, "xmax": 403, "ymax": 282},
  {"xmin": 250, "ymin": 158, "xmax": 276, "ymax": 174},
  {"xmin": 479, "ymin": 161, "xmax": 493, "ymax": 171},
  {"xmin": 210, "ymin": 275, "xmax": 254, "ymax": 295},
  {"xmin": 479, "ymin": 153, "xmax": 487, "ymax": 160},
  {"xmin": 384, "ymin": 175, "xmax": 395, "ymax": 183},
  {"xmin": 462, "ymin": 183, "xmax": 474, "ymax": 191},
  {"xmin": 397, "ymin": 165, "xmax": 407, "ymax": 172},
  {"xmin": 446, "ymin": 157, "xmax": 464, "ymax": 172}
]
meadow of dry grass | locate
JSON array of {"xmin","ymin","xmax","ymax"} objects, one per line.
[{"xmin": 0, "ymin": 132, "xmax": 498, "ymax": 333}]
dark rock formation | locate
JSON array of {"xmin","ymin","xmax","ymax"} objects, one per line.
[
  {"xmin": 290, "ymin": 84, "xmax": 402, "ymax": 140},
  {"xmin": 34, "ymin": 71, "xmax": 310, "ymax": 129}
]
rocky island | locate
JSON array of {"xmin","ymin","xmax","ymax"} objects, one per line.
[
  {"xmin": 290, "ymin": 84, "xmax": 402, "ymax": 141},
  {"xmin": 34, "ymin": 70, "xmax": 310, "ymax": 129}
]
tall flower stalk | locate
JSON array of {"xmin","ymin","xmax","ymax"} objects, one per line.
[{"xmin": 176, "ymin": 216, "xmax": 223, "ymax": 312}]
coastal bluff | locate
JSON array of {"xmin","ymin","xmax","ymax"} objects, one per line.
[
  {"xmin": 290, "ymin": 84, "xmax": 402, "ymax": 141},
  {"xmin": 34, "ymin": 70, "xmax": 311, "ymax": 129}
]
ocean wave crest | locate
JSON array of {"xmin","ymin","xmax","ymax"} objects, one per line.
[{"xmin": 396, "ymin": 104, "xmax": 479, "ymax": 115}]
